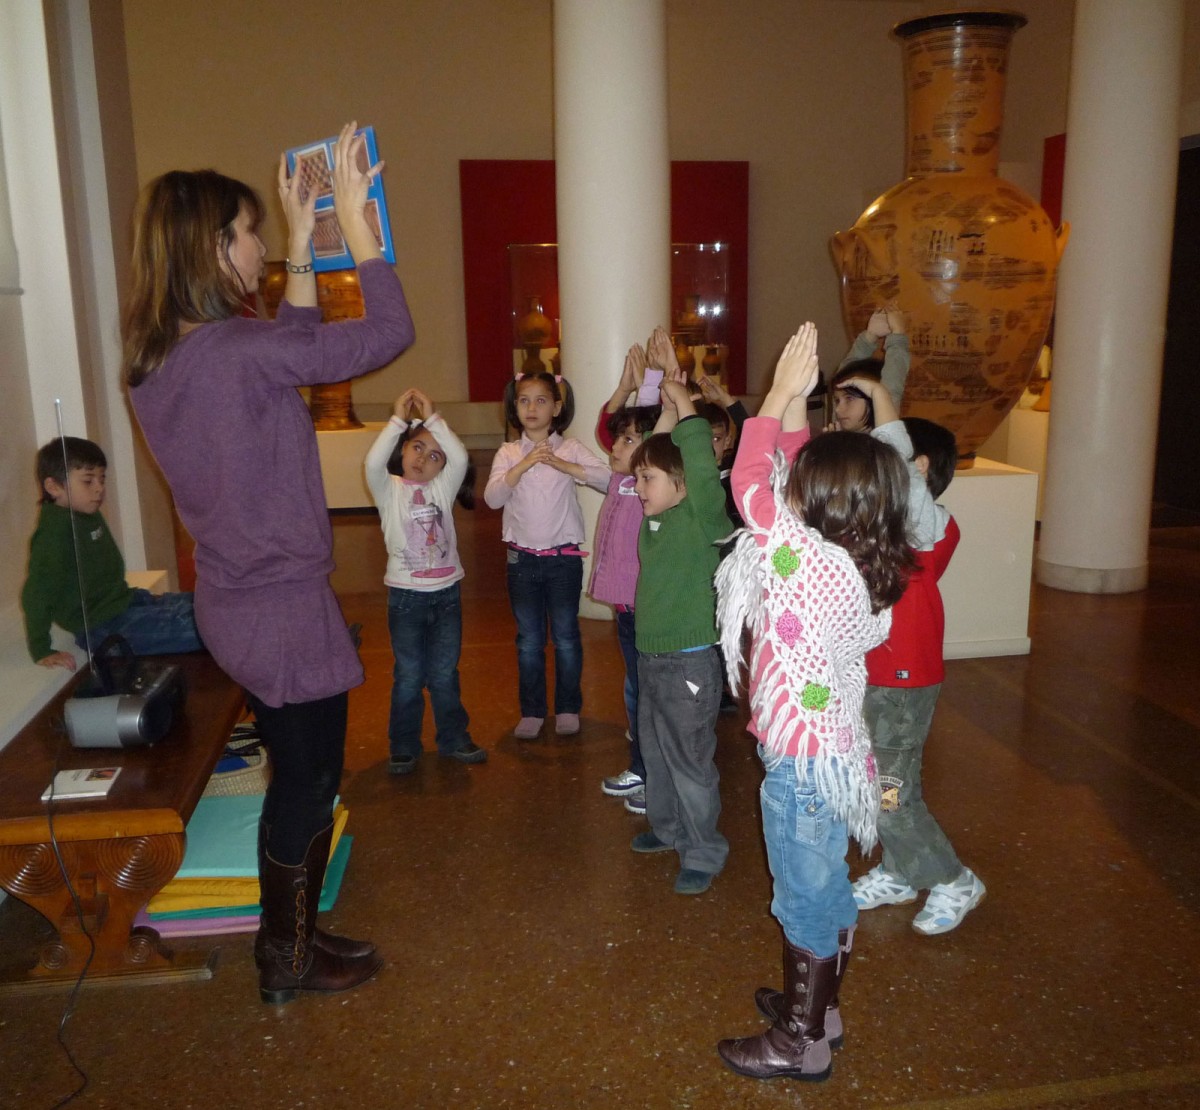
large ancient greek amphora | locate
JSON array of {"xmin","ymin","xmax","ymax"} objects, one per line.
[
  {"xmin": 259, "ymin": 262, "xmax": 365, "ymax": 429},
  {"xmin": 831, "ymin": 10, "xmax": 1068, "ymax": 465}
]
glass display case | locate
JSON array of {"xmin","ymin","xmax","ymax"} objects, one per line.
[{"xmin": 506, "ymin": 241, "xmax": 732, "ymax": 382}]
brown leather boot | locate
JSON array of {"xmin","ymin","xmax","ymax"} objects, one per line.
[
  {"xmin": 753, "ymin": 925, "xmax": 853, "ymax": 1049},
  {"xmin": 255, "ymin": 824, "xmax": 382, "ymax": 1004},
  {"xmin": 256, "ymin": 821, "xmax": 377, "ymax": 962},
  {"xmin": 717, "ymin": 938, "xmax": 839, "ymax": 1081}
]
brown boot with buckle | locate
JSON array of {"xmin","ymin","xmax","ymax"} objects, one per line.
[
  {"xmin": 753, "ymin": 925, "xmax": 853, "ymax": 1050},
  {"xmin": 255, "ymin": 821, "xmax": 377, "ymax": 963},
  {"xmin": 255, "ymin": 823, "xmax": 382, "ymax": 1004},
  {"xmin": 717, "ymin": 937, "xmax": 839, "ymax": 1081}
]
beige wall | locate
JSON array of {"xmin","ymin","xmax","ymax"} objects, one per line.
[
  {"xmin": 119, "ymin": 0, "xmax": 1080, "ymax": 409},
  {"xmin": 0, "ymin": 297, "xmax": 37, "ymax": 614}
]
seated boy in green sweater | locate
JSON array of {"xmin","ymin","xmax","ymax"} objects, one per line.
[
  {"xmin": 627, "ymin": 378, "xmax": 732, "ymax": 896},
  {"xmin": 21, "ymin": 436, "xmax": 202, "ymax": 670}
]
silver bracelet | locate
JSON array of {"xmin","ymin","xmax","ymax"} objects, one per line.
[{"xmin": 285, "ymin": 258, "xmax": 314, "ymax": 274}]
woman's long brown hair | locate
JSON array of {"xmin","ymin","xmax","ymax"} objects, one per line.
[{"xmin": 122, "ymin": 170, "xmax": 264, "ymax": 387}]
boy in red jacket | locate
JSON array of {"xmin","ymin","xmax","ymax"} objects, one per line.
[{"xmin": 842, "ymin": 380, "xmax": 986, "ymax": 935}]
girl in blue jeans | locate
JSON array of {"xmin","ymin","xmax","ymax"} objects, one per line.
[
  {"xmin": 484, "ymin": 371, "xmax": 609, "ymax": 739},
  {"xmin": 715, "ymin": 322, "xmax": 916, "ymax": 1083},
  {"xmin": 366, "ymin": 388, "xmax": 483, "ymax": 773}
]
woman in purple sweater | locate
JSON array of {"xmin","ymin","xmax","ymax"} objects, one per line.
[{"xmin": 123, "ymin": 124, "xmax": 414, "ymax": 1004}]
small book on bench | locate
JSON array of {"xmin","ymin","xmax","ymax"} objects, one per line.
[{"xmin": 41, "ymin": 766, "xmax": 122, "ymax": 802}]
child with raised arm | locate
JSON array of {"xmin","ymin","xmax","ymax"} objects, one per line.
[
  {"xmin": 22, "ymin": 436, "xmax": 202, "ymax": 669},
  {"xmin": 694, "ymin": 373, "xmax": 749, "ymax": 530},
  {"xmin": 829, "ymin": 307, "xmax": 909, "ymax": 432},
  {"xmin": 591, "ymin": 341, "xmax": 662, "ymax": 810},
  {"xmin": 485, "ymin": 370, "xmax": 609, "ymax": 739},
  {"xmin": 627, "ymin": 375, "xmax": 732, "ymax": 896},
  {"xmin": 365, "ymin": 388, "xmax": 484, "ymax": 774},
  {"xmin": 714, "ymin": 323, "xmax": 915, "ymax": 1082},
  {"xmin": 834, "ymin": 376, "xmax": 986, "ymax": 935}
]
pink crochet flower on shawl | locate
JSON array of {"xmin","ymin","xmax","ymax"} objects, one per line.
[{"xmin": 775, "ymin": 609, "xmax": 802, "ymax": 647}]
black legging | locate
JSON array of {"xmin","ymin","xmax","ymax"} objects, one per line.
[{"xmin": 249, "ymin": 690, "xmax": 347, "ymax": 866}]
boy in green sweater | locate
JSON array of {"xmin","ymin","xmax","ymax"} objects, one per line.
[
  {"xmin": 22, "ymin": 437, "xmax": 202, "ymax": 670},
  {"xmin": 628, "ymin": 378, "xmax": 732, "ymax": 895}
]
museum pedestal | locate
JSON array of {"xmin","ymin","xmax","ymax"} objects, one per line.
[{"xmin": 940, "ymin": 459, "xmax": 1038, "ymax": 659}]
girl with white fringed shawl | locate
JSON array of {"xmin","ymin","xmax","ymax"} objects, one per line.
[{"xmin": 713, "ymin": 322, "xmax": 916, "ymax": 1085}]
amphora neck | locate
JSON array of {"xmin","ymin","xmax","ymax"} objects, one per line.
[{"xmin": 895, "ymin": 10, "xmax": 1027, "ymax": 178}]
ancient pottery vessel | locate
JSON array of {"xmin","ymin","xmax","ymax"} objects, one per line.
[
  {"xmin": 259, "ymin": 263, "xmax": 365, "ymax": 429},
  {"xmin": 830, "ymin": 10, "xmax": 1069, "ymax": 464},
  {"xmin": 517, "ymin": 295, "xmax": 552, "ymax": 375}
]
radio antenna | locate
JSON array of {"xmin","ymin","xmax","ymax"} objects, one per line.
[{"xmin": 53, "ymin": 400, "xmax": 95, "ymax": 670}]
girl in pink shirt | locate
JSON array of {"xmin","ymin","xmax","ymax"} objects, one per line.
[{"xmin": 484, "ymin": 371, "xmax": 608, "ymax": 739}]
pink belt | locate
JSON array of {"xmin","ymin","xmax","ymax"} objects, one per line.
[{"xmin": 507, "ymin": 542, "xmax": 588, "ymax": 558}]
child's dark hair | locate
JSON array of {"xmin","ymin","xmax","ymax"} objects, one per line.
[
  {"xmin": 503, "ymin": 371, "xmax": 574, "ymax": 434},
  {"xmin": 695, "ymin": 401, "xmax": 732, "ymax": 435},
  {"xmin": 831, "ymin": 360, "xmax": 882, "ymax": 429},
  {"xmin": 903, "ymin": 417, "xmax": 957, "ymax": 499},
  {"xmin": 386, "ymin": 424, "xmax": 475, "ymax": 509},
  {"xmin": 605, "ymin": 405, "xmax": 660, "ymax": 442},
  {"xmin": 629, "ymin": 432, "xmax": 684, "ymax": 487},
  {"xmin": 36, "ymin": 437, "xmax": 106, "ymax": 503},
  {"xmin": 786, "ymin": 431, "xmax": 916, "ymax": 612}
]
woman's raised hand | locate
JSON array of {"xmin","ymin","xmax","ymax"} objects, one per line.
[
  {"xmin": 331, "ymin": 122, "xmax": 384, "ymax": 263},
  {"xmin": 278, "ymin": 154, "xmax": 318, "ymax": 263}
]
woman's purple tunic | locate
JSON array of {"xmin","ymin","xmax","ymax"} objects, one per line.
[{"xmin": 130, "ymin": 258, "xmax": 414, "ymax": 706}]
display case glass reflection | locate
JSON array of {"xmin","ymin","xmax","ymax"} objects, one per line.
[{"xmin": 507, "ymin": 242, "xmax": 732, "ymax": 382}]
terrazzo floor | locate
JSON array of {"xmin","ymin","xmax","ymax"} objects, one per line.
[{"xmin": 2, "ymin": 475, "xmax": 1198, "ymax": 1109}]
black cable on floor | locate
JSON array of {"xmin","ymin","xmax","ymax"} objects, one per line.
[{"xmin": 44, "ymin": 726, "xmax": 93, "ymax": 1109}]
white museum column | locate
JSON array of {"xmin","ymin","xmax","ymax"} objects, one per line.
[
  {"xmin": 553, "ymin": 0, "xmax": 670, "ymax": 616},
  {"xmin": 1036, "ymin": 0, "xmax": 1185, "ymax": 593}
]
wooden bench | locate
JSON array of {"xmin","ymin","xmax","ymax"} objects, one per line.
[{"xmin": 0, "ymin": 652, "xmax": 244, "ymax": 992}]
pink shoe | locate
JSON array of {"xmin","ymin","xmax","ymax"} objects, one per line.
[
  {"xmin": 555, "ymin": 713, "xmax": 580, "ymax": 736},
  {"xmin": 513, "ymin": 717, "xmax": 543, "ymax": 740}
]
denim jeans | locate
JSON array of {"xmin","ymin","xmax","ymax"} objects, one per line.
[
  {"xmin": 638, "ymin": 647, "xmax": 728, "ymax": 874},
  {"xmin": 506, "ymin": 550, "xmax": 583, "ymax": 717},
  {"xmin": 79, "ymin": 589, "xmax": 203, "ymax": 656},
  {"xmin": 759, "ymin": 752, "xmax": 857, "ymax": 958},
  {"xmin": 615, "ymin": 609, "xmax": 645, "ymax": 779},
  {"xmin": 387, "ymin": 582, "xmax": 471, "ymax": 758},
  {"xmin": 863, "ymin": 683, "xmax": 961, "ymax": 889}
]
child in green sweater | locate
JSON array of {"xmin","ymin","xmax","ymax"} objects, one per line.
[
  {"xmin": 21, "ymin": 437, "xmax": 202, "ymax": 669},
  {"xmin": 627, "ymin": 378, "xmax": 732, "ymax": 895}
]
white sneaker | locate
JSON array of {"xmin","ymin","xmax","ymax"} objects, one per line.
[
  {"xmin": 602, "ymin": 769, "xmax": 645, "ymax": 796},
  {"xmin": 912, "ymin": 868, "xmax": 986, "ymax": 935},
  {"xmin": 852, "ymin": 865, "xmax": 918, "ymax": 910}
]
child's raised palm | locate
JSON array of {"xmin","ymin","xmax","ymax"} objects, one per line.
[
  {"xmin": 624, "ymin": 344, "xmax": 648, "ymax": 390},
  {"xmin": 647, "ymin": 326, "xmax": 679, "ymax": 375},
  {"xmin": 772, "ymin": 322, "xmax": 820, "ymax": 400}
]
